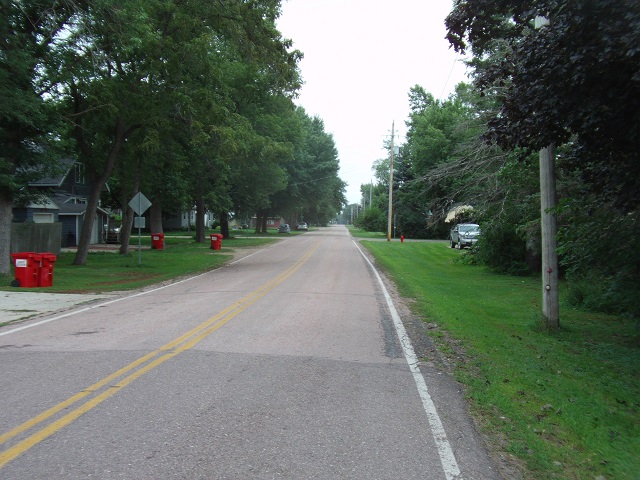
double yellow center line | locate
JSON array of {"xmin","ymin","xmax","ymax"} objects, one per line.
[{"xmin": 0, "ymin": 240, "xmax": 320, "ymax": 469}]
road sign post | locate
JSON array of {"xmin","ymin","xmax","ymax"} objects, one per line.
[{"xmin": 128, "ymin": 192, "xmax": 152, "ymax": 265}]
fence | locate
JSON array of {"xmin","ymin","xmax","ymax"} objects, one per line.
[{"xmin": 11, "ymin": 222, "xmax": 62, "ymax": 255}]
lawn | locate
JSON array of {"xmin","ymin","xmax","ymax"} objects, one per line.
[
  {"xmin": 1, "ymin": 234, "xmax": 276, "ymax": 293},
  {"xmin": 359, "ymin": 234, "xmax": 639, "ymax": 480}
]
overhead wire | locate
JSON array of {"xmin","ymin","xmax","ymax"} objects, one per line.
[{"xmin": 438, "ymin": 52, "xmax": 461, "ymax": 102}]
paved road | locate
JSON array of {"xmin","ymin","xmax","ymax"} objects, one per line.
[{"xmin": 0, "ymin": 226, "xmax": 500, "ymax": 479}]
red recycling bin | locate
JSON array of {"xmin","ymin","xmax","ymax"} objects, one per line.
[
  {"xmin": 11, "ymin": 252, "xmax": 42, "ymax": 288},
  {"xmin": 151, "ymin": 233, "xmax": 165, "ymax": 250},
  {"xmin": 210, "ymin": 234, "xmax": 223, "ymax": 250},
  {"xmin": 38, "ymin": 253, "xmax": 57, "ymax": 287}
]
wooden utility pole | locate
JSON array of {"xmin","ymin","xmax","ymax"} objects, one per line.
[
  {"xmin": 387, "ymin": 121, "xmax": 395, "ymax": 242},
  {"xmin": 540, "ymin": 144, "xmax": 559, "ymax": 328},
  {"xmin": 536, "ymin": 16, "xmax": 560, "ymax": 328}
]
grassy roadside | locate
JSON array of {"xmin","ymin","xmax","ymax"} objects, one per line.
[
  {"xmin": 1, "ymin": 234, "xmax": 277, "ymax": 293},
  {"xmin": 353, "ymin": 228, "xmax": 638, "ymax": 480}
]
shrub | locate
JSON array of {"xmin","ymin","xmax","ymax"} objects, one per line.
[
  {"xmin": 558, "ymin": 197, "xmax": 640, "ymax": 319},
  {"xmin": 475, "ymin": 219, "xmax": 531, "ymax": 275},
  {"xmin": 355, "ymin": 206, "xmax": 386, "ymax": 232}
]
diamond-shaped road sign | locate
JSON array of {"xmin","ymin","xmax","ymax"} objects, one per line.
[{"xmin": 128, "ymin": 192, "xmax": 152, "ymax": 216}]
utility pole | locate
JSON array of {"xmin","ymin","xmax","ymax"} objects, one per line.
[
  {"xmin": 536, "ymin": 16, "xmax": 559, "ymax": 328},
  {"xmin": 540, "ymin": 145, "xmax": 559, "ymax": 327},
  {"xmin": 387, "ymin": 121, "xmax": 395, "ymax": 242}
]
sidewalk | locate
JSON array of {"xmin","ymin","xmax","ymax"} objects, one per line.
[
  {"xmin": 0, "ymin": 291, "xmax": 113, "ymax": 324},
  {"xmin": 61, "ymin": 243, "xmax": 150, "ymax": 253},
  {"xmin": 3, "ymin": 236, "xmax": 230, "ymax": 325}
]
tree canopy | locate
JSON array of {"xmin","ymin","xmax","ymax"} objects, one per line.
[
  {"xmin": 2, "ymin": 0, "xmax": 346, "ymax": 271},
  {"xmin": 353, "ymin": 0, "xmax": 639, "ymax": 317},
  {"xmin": 446, "ymin": 0, "xmax": 640, "ymax": 210}
]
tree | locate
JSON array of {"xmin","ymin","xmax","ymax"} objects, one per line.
[
  {"xmin": 446, "ymin": 0, "xmax": 640, "ymax": 322},
  {"xmin": 391, "ymin": 84, "xmax": 481, "ymax": 238},
  {"xmin": 45, "ymin": 0, "xmax": 302, "ymax": 263},
  {"xmin": 288, "ymin": 110, "xmax": 345, "ymax": 225},
  {"xmin": 0, "ymin": 0, "xmax": 81, "ymax": 273},
  {"xmin": 227, "ymin": 86, "xmax": 298, "ymax": 236},
  {"xmin": 446, "ymin": 0, "xmax": 640, "ymax": 210},
  {"xmin": 354, "ymin": 205, "xmax": 386, "ymax": 233},
  {"xmin": 50, "ymin": 0, "xmax": 162, "ymax": 265},
  {"xmin": 283, "ymin": 110, "xmax": 345, "ymax": 226}
]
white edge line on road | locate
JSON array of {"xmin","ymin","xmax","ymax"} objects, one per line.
[
  {"xmin": 352, "ymin": 239, "xmax": 463, "ymax": 480},
  {"xmin": 0, "ymin": 242, "xmax": 278, "ymax": 338}
]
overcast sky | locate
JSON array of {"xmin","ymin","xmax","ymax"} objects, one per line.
[{"xmin": 276, "ymin": 0, "xmax": 470, "ymax": 205}]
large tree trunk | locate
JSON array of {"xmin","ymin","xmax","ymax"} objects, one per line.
[
  {"xmin": 254, "ymin": 210, "xmax": 262, "ymax": 234},
  {"xmin": 73, "ymin": 118, "xmax": 132, "ymax": 265},
  {"xmin": 119, "ymin": 205, "xmax": 135, "ymax": 254},
  {"xmin": 149, "ymin": 203, "xmax": 163, "ymax": 234},
  {"xmin": 73, "ymin": 178, "xmax": 107, "ymax": 265},
  {"xmin": 0, "ymin": 193, "xmax": 13, "ymax": 274},
  {"xmin": 220, "ymin": 211, "xmax": 229, "ymax": 239},
  {"xmin": 195, "ymin": 197, "xmax": 206, "ymax": 243},
  {"xmin": 261, "ymin": 212, "xmax": 268, "ymax": 233},
  {"xmin": 118, "ymin": 158, "xmax": 140, "ymax": 255}
]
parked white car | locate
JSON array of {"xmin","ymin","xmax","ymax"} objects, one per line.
[{"xmin": 450, "ymin": 223, "xmax": 480, "ymax": 249}]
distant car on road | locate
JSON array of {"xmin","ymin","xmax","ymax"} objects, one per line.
[
  {"xmin": 277, "ymin": 224, "xmax": 291, "ymax": 234},
  {"xmin": 296, "ymin": 222, "xmax": 308, "ymax": 231},
  {"xmin": 450, "ymin": 223, "xmax": 480, "ymax": 249}
]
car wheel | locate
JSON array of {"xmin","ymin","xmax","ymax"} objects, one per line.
[
  {"xmin": 456, "ymin": 242, "xmax": 462, "ymax": 250},
  {"xmin": 450, "ymin": 240, "xmax": 455, "ymax": 248}
]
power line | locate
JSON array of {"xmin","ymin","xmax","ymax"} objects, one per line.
[{"xmin": 438, "ymin": 53, "xmax": 461, "ymax": 101}]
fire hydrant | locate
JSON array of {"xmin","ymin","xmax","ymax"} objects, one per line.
[{"xmin": 400, "ymin": 235, "xmax": 404, "ymax": 243}]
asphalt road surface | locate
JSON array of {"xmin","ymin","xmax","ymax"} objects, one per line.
[{"xmin": 0, "ymin": 226, "xmax": 500, "ymax": 479}]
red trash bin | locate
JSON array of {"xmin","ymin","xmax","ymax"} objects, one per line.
[
  {"xmin": 210, "ymin": 234, "xmax": 223, "ymax": 250},
  {"xmin": 11, "ymin": 252, "xmax": 42, "ymax": 288},
  {"xmin": 38, "ymin": 253, "xmax": 57, "ymax": 287},
  {"xmin": 151, "ymin": 233, "xmax": 165, "ymax": 250}
]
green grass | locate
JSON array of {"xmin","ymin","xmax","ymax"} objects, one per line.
[
  {"xmin": 360, "ymin": 240, "xmax": 639, "ymax": 480},
  {"xmin": 346, "ymin": 225, "xmax": 387, "ymax": 239},
  {"xmin": 1, "ymin": 235, "xmax": 276, "ymax": 293}
]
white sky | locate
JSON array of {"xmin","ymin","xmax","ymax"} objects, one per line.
[{"xmin": 276, "ymin": 0, "xmax": 470, "ymax": 205}]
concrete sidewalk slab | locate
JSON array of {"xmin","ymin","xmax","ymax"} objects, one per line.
[{"xmin": 0, "ymin": 291, "xmax": 112, "ymax": 324}]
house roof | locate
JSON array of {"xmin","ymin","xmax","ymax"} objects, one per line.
[
  {"xmin": 50, "ymin": 194, "xmax": 110, "ymax": 218},
  {"xmin": 51, "ymin": 194, "xmax": 86, "ymax": 216},
  {"xmin": 28, "ymin": 158, "xmax": 75, "ymax": 187},
  {"xmin": 26, "ymin": 197, "xmax": 60, "ymax": 210}
]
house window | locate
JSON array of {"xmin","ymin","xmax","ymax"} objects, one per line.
[{"xmin": 75, "ymin": 163, "xmax": 85, "ymax": 184}]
